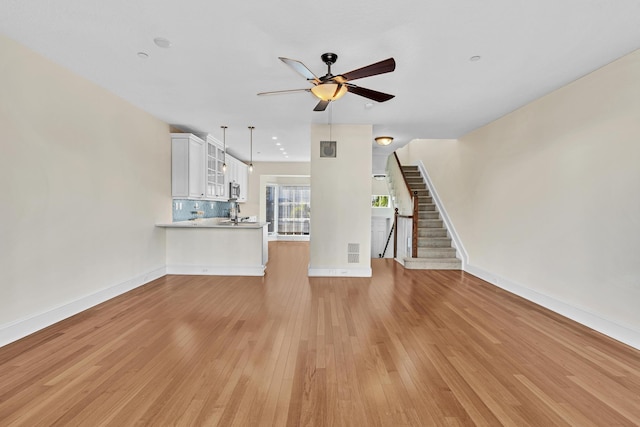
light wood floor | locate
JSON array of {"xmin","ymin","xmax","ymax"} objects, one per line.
[{"xmin": 1, "ymin": 242, "xmax": 639, "ymax": 426}]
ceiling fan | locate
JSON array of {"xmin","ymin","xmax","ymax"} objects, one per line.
[{"xmin": 258, "ymin": 53, "xmax": 396, "ymax": 111}]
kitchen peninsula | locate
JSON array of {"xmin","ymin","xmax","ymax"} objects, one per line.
[{"xmin": 157, "ymin": 219, "xmax": 268, "ymax": 276}]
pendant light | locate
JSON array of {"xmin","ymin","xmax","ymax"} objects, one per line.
[
  {"xmin": 221, "ymin": 125, "xmax": 227, "ymax": 173},
  {"xmin": 248, "ymin": 126, "xmax": 254, "ymax": 173}
]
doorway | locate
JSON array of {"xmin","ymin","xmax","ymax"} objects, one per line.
[{"xmin": 266, "ymin": 184, "xmax": 310, "ymax": 241}]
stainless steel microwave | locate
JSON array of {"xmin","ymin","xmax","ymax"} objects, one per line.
[{"xmin": 229, "ymin": 182, "xmax": 240, "ymax": 199}]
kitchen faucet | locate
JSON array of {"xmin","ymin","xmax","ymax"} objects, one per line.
[{"xmin": 230, "ymin": 201, "xmax": 240, "ymax": 223}]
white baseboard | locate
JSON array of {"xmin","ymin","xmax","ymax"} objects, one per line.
[
  {"xmin": 308, "ymin": 267, "xmax": 372, "ymax": 277},
  {"xmin": 465, "ymin": 264, "xmax": 640, "ymax": 350},
  {"xmin": 166, "ymin": 264, "xmax": 266, "ymax": 276},
  {"xmin": 268, "ymin": 235, "xmax": 310, "ymax": 242},
  {"xmin": 0, "ymin": 266, "xmax": 166, "ymax": 349}
]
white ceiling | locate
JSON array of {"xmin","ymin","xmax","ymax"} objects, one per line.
[{"xmin": 2, "ymin": 0, "xmax": 640, "ymax": 162}]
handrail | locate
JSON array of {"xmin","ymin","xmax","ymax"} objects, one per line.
[
  {"xmin": 394, "ymin": 153, "xmax": 413, "ymax": 192},
  {"xmin": 381, "ymin": 221, "xmax": 395, "ymax": 258},
  {"xmin": 389, "ymin": 153, "xmax": 419, "ymax": 258},
  {"xmin": 393, "ymin": 208, "xmax": 398, "ymax": 258},
  {"xmin": 387, "ymin": 153, "xmax": 412, "ymax": 216},
  {"xmin": 411, "ymin": 190, "xmax": 418, "ymax": 258}
]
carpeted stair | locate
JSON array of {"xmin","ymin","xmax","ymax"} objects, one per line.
[{"xmin": 402, "ymin": 165, "xmax": 462, "ymax": 270}]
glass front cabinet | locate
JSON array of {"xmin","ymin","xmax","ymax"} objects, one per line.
[{"xmin": 204, "ymin": 135, "xmax": 227, "ymax": 200}]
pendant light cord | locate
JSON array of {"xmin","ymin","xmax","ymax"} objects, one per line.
[
  {"xmin": 221, "ymin": 125, "xmax": 227, "ymax": 173},
  {"xmin": 248, "ymin": 126, "xmax": 255, "ymax": 173},
  {"xmin": 328, "ymin": 102, "xmax": 333, "ymax": 141}
]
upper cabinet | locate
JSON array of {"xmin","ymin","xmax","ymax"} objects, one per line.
[
  {"xmin": 204, "ymin": 135, "xmax": 227, "ymax": 200},
  {"xmin": 237, "ymin": 160, "xmax": 249, "ymax": 203},
  {"xmin": 171, "ymin": 133, "xmax": 248, "ymax": 202},
  {"xmin": 171, "ymin": 133, "xmax": 205, "ymax": 199},
  {"xmin": 225, "ymin": 156, "xmax": 249, "ymax": 203}
]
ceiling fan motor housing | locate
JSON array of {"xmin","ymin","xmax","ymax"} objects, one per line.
[
  {"xmin": 321, "ymin": 52, "xmax": 338, "ymax": 66},
  {"xmin": 320, "ymin": 53, "xmax": 339, "ymax": 80}
]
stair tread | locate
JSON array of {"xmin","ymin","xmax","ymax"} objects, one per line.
[
  {"xmin": 403, "ymin": 257, "xmax": 462, "ymax": 270},
  {"xmin": 417, "ymin": 249, "xmax": 457, "ymax": 258}
]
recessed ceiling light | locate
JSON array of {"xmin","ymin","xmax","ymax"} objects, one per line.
[
  {"xmin": 364, "ymin": 102, "xmax": 374, "ymax": 109},
  {"xmin": 276, "ymin": 142, "xmax": 281, "ymax": 146},
  {"xmin": 137, "ymin": 52, "xmax": 149, "ymax": 59},
  {"xmin": 272, "ymin": 136, "xmax": 277, "ymax": 140},
  {"xmin": 154, "ymin": 37, "xmax": 172, "ymax": 48},
  {"xmin": 470, "ymin": 55, "xmax": 481, "ymax": 62},
  {"xmin": 279, "ymin": 147, "xmax": 284, "ymax": 151},
  {"xmin": 285, "ymin": 155, "xmax": 289, "ymax": 158},
  {"xmin": 283, "ymin": 152, "xmax": 287, "ymax": 155}
]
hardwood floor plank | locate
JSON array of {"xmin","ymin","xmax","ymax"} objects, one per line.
[{"xmin": 1, "ymin": 242, "xmax": 639, "ymax": 426}]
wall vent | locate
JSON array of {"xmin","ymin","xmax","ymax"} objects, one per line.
[{"xmin": 347, "ymin": 243, "xmax": 360, "ymax": 264}]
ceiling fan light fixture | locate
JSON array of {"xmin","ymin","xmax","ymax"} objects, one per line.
[
  {"xmin": 375, "ymin": 136, "xmax": 394, "ymax": 146},
  {"xmin": 311, "ymin": 83, "xmax": 348, "ymax": 101}
]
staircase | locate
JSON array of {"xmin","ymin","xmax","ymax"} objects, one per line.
[{"xmin": 402, "ymin": 165, "xmax": 462, "ymax": 270}]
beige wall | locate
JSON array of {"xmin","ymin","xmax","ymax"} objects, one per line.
[
  {"xmin": 309, "ymin": 124, "xmax": 372, "ymax": 276},
  {"xmin": 398, "ymin": 49, "xmax": 640, "ymax": 345},
  {"xmin": 0, "ymin": 35, "xmax": 171, "ymax": 341}
]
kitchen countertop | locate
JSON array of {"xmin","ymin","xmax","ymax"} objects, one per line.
[{"xmin": 156, "ymin": 218, "xmax": 268, "ymax": 229}]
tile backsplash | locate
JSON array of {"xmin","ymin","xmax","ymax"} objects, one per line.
[{"xmin": 172, "ymin": 199, "xmax": 233, "ymax": 222}]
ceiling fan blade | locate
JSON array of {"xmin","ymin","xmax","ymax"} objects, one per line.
[
  {"xmin": 313, "ymin": 100, "xmax": 330, "ymax": 111},
  {"xmin": 339, "ymin": 58, "xmax": 396, "ymax": 82},
  {"xmin": 346, "ymin": 84, "xmax": 395, "ymax": 102},
  {"xmin": 279, "ymin": 57, "xmax": 320, "ymax": 83},
  {"xmin": 257, "ymin": 88, "xmax": 311, "ymax": 96}
]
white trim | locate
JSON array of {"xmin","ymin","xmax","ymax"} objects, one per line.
[
  {"xmin": 465, "ymin": 264, "xmax": 640, "ymax": 350},
  {"xmin": 0, "ymin": 266, "xmax": 166, "ymax": 348},
  {"xmin": 166, "ymin": 264, "xmax": 265, "ymax": 276},
  {"xmin": 268, "ymin": 234, "xmax": 310, "ymax": 242},
  {"xmin": 308, "ymin": 267, "xmax": 372, "ymax": 277},
  {"xmin": 416, "ymin": 160, "xmax": 469, "ymax": 268}
]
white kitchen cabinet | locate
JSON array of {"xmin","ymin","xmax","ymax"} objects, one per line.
[
  {"xmin": 171, "ymin": 132, "xmax": 248, "ymax": 202},
  {"xmin": 171, "ymin": 133, "xmax": 205, "ymax": 199},
  {"xmin": 225, "ymin": 156, "xmax": 237, "ymax": 199},
  {"xmin": 237, "ymin": 160, "xmax": 249, "ymax": 202},
  {"xmin": 204, "ymin": 135, "xmax": 227, "ymax": 200},
  {"xmin": 225, "ymin": 155, "xmax": 249, "ymax": 203}
]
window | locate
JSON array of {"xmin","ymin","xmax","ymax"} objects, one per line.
[
  {"xmin": 371, "ymin": 195, "xmax": 389, "ymax": 208},
  {"xmin": 266, "ymin": 185, "xmax": 310, "ymax": 237}
]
